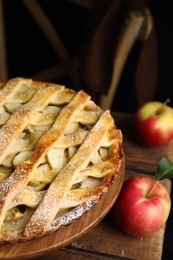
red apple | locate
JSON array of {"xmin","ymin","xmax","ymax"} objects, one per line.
[
  {"xmin": 112, "ymin": 176, "xmax": 171, "ymax": 237},
  {"xmin": 132, "ymin": 101, "xmax": 173, "ymax": 147}
]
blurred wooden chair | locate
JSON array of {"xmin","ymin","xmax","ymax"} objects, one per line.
[
  {"xmin": 0, "ymin": 0, "xmax": 158, "ymax": 111},
  {"xmin": 0, "ymin": 0, "xmax": 94, "ymax": 84},
  {"xmin": 99, "ymin": 8, "xmax": 154, "ymax": 110},
  {"xmin": 80, "ymin": 0, "xmax": 158, "ymax": 110},
  {"xmin": 20, "ymin": 0, "xmax": 95, "ymax": 86}
]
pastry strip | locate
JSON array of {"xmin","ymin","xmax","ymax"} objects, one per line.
[
  {"xmin": 0, "ymin": 91, "xmax": 90, "ymax": 229},
  {"xmin": 9, "ymin": 159, "xmax": 120, "ymax": 210},
  {"xmin": 24, "ymin": 110, "xmax": 114, "ymax": 237},
  {"xmin": 0, "ymin": 85, "xmax": 64, "ymax": 164},
  {"xmin": 0, "ymin": 78, "xmax": 33, "ymax": 104}
]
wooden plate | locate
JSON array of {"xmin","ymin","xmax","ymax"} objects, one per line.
[{"xmin": 0, "ymin": 155, "xmax": 125, "ymax": 260}]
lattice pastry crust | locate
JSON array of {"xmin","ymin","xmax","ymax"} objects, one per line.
[{"xmin": 0, "ymin": 77, "xmax": 123, "ymax": 243}]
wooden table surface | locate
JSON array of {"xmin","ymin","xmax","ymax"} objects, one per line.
[{"xmin": 10, "ymin": 112, "xmax": 173, "ymax": 260}]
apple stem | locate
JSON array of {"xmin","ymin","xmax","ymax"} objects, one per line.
[
  {"xmin": 156, "ymin": 99, "xmax": 170, "ymax": 115},
  {"xmin": 146, "ymin": 180, "xmax": 159, "ymax": 198}
]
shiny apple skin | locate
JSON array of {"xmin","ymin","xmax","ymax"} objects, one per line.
[
  {"xmin": 112, "ymin": 176, "xmax": 171, "ymax": 237},
  {"xmin": 132, "ymin": 101, "xmax": 173, "ymax": 147}
]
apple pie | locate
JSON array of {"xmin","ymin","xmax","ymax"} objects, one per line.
[{"xmin": 0, "ymin": 77, "xmax": 123, "ymax": 243}]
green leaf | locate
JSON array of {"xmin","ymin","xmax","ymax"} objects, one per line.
[{"xmin": 155, "ymin": 156, "xmax": 173, "ymax": 180}]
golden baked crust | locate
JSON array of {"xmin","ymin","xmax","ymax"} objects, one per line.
[{"xmin": 0, "ymin": 77, "xmax": 123, "ymax": 243}]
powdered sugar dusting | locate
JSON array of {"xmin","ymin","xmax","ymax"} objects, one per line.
[
  {"xmin": 0, "ymin": 79, "xmax": 123, "ymax": 244},
  {"xmin": 48, "ymin": 200, "xmax": 99, "ymax": 231},
  {"xmin": 0, "ymin": 124, "xmax": 17, "ymax": 156}
]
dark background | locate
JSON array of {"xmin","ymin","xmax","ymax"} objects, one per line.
[
  {"xmin": 3, "ymin": 0, "xmax": 90, "ymax": 86},
  {"xmin": 2, "ymin": 1, "xmax": 173, "ymax": 259},
  {"xmin": 3, "ymin": 0, "xmax": 173, "ymax": 112}
]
